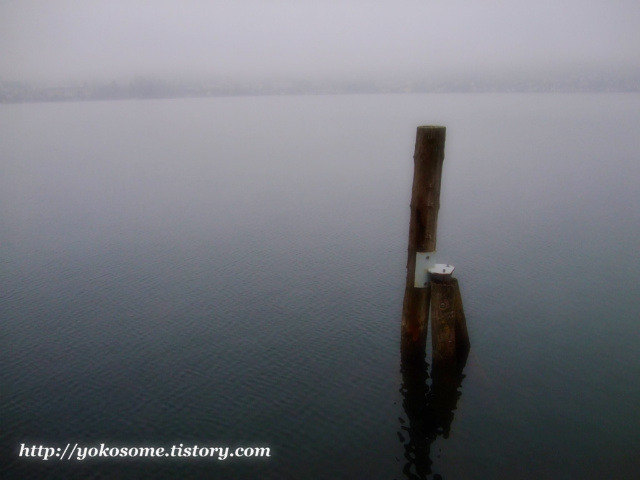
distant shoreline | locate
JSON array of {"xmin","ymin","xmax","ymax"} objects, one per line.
[{"xmin": 3, "ymin": 75, "xmax": 640, "ymax": 104}]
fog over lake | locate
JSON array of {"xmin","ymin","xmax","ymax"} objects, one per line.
[
  {"xmin": 2, "ymin": 2, "xmax": 640, "ymax": 479},
  {"xmin": 2, "ymin": 1, "xmax": 639, "ymax": 85}
]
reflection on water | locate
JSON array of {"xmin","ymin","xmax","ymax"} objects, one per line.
[{"xmin": 399, "ymin": 348, "xmax": 468, "ymax": 479}]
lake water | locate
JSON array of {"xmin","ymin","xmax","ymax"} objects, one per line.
[{"xmin": 2, "ymin": 93, "xmax": 639, "ymax": 479}]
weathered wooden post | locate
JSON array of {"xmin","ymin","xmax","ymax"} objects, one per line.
[
  {"xmin": 401, "ymin": 126, "xmax": 446, "ymax": 359},
  {"xmin": 401, "ymin": 126, "xmax": 469, "ymax": 365},
  {"xmin": 429, "ymin": 266, "xmax": 469, "ymax": 366}
]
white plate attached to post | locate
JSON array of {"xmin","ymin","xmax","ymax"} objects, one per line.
[
  {"xmin": 428, "ymin": 264, "xmax": 455, "ymax": 275},
  {"xmin": 414, "ymin": 252, "xmax": 436, "ymax": 288},
  {"xmin": 428, "ymin": 263, "xmax": 455, "ymax": 283}
]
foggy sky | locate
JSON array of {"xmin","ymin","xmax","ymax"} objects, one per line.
[{"xmin": 2, "ymin": 0, "xmax": 639, "ymax": 84}]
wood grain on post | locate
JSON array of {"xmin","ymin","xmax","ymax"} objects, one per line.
[
  {"xmin": 452, "ymin": 277, "xmax": 470, "ymax": 356},
  {"xmin": 408, "ymin": 126, "xmax": 446, "ymax": 254},
  {"xmin": 430, "ymin": 277, "xmax": 469, "ymax": 366},
  {"xmin": 401, "ymin": 126, "xmax": 446, "ymax": 357}
]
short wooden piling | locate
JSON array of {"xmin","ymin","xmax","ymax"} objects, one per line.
[
  {"xmin": 401, "ymin": 126, "xmax": 446, "ymax": 357},
  {"xmin": 430, "ymin": 276, "xmax": 469, "ymax": 366},
  {"xmin": 452, "ymin": 278, "xmax": 470, "ymax": 356}
]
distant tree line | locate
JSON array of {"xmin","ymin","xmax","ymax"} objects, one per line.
[{"xmin": 2, "ymin": 72, "xmax": 640, "ymax": 103}]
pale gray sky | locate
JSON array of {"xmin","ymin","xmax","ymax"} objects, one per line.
[{"xmin": 2, "ymin": 0, "xmax": 639, "ymax": 83}]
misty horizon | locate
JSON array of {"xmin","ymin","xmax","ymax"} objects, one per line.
[{"xmin": 2, "ymin": 1, "xmax": 639, "ymax": 86}]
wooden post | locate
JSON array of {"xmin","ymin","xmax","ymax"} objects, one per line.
[
  {"xmin": 401, "ymin": 126, "xmax": 446, "ymax": 358},
  {"xmin": 430, "ymin": 275, "xmax": 469, "ymax": 366},
  {"xmin": 452, "ymin": 277, "xmax": 470, "ymax": 356}
]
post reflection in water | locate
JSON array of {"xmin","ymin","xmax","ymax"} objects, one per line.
[{"xmin": 398, "ymin": 348, "xmax": 468, "ymax": 479}]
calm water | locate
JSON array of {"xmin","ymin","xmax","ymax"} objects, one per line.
[{"xmin": 2, "ymin": 93, "xmax": 639, "ymax": 479}]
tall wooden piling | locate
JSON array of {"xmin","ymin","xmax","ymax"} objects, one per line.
[{"xmin": 401, "ymin": 126, "xmax": 446, "ymax": 357}]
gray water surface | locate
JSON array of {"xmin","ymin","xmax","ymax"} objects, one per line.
[{"xmin": 2, "ymin": 93, "xmax": 639, "ymax": 479}]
